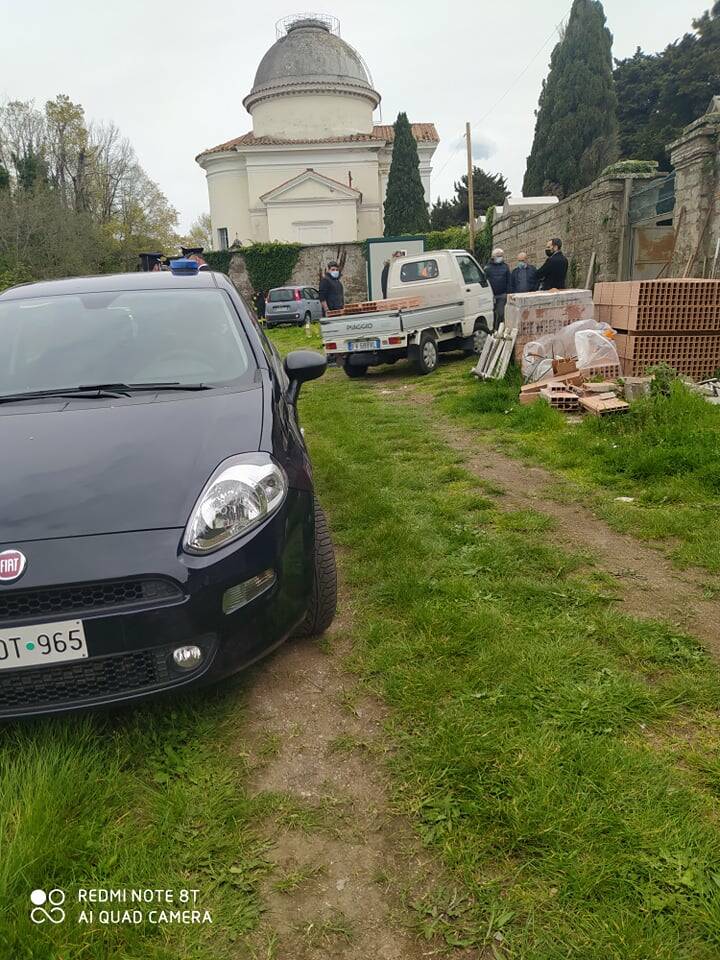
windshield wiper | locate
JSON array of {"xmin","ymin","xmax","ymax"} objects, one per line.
[{"xmin": 0, "ymin": 383, "xmax": 212, "ymax": 404}]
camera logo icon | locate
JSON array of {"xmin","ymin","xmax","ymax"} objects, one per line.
[{"xmin": 30, "ymin": 889, "xmax": 66, "ymax": 924}]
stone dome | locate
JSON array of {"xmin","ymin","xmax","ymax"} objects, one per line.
[{"xmin": 243, "ymin": 17, "xmax": 380, "ymax": 112}]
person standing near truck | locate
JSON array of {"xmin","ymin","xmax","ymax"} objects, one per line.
[
  {"xmin": 510, "ymin": 252, "xmax": 539, "ymax": 293},
  {"xmin": 485, "ymin": 248, "xmax": 512, "ymax": 327},
  {"xmin": 536, "ymin": 238, "xmax": 569, "ymax": 290},
  {"xmin": 319, "ymin": 260, "xmax": 344, "ymax": 316}
]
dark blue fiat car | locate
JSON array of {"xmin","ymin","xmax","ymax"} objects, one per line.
[{"xmin": 0, "ymin": 264, "xmax": 336, "ymax": 717}]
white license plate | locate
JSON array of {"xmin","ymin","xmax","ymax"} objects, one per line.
[
  {"xmin": 349, "ymin": 339, "xmax": 380, "ymax": 352},
  {"xmin": 276, "ymin": 305, "xmax": 289, "ymax": 311},
  {"xmin": 0, "ymin": 619, "xmax": 87, "ymax": 670}
]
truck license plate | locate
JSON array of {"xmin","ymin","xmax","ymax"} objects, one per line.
[
  {"xmin": 349, "ymin": 339, "xmax": 380, "ymax": 352},
  {"xmin": 0, "ymin": 619, "xmax": 87, "ymax": 670}
]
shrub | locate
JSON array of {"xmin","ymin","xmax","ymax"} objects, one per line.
[
  {"xmin": 601, "ymin": 159, "xmax": 659, "ymax": 177},
  {"xmin": 0, "ymin": 263, "xmax": 33, "ymax": 292}
]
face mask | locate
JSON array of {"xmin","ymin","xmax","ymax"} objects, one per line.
[
  {"xmin": 545, "ymin": 248, "xmax": 554, "ymax": 256},
  {"xmin": 494, "ymin": 257, "xmax": 504, "ymax": 264},
  {"xmin": 518, "ymin": 262, "xmax": 527, "ymax": 269},
  {"xmin": 329, "ymin": 270, "xmax": 340, "ymax": 279}
]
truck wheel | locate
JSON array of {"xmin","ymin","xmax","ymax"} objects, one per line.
[
  {"xmin": 344, "ymin": 363, "xmax": 368, "ymax": 378},
  {"xmin": 464, "ymin": 321, "xmax": 490, "ymax": 356},
  {"xmin": 410, "ymin": 333, "xmax": 438, "ymax": 375},
  {"xmin": 294, "ymin": 498, "xmax": 337, "ymax": 638}
]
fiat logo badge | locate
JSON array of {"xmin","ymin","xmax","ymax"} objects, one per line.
[{"xmin": 0, "ymin": 550, "xmax": 27, "ymax": 583}]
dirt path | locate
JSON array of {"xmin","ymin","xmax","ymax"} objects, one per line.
[
  {"xmin": 371, "ymin": 378, "xmax": 720, "ymax": 659},
  {"xmin": 242, "ymin": 576, "xmax": 466, "ymax": 960}
]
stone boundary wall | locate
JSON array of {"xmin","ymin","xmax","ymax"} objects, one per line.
[
  {"xmin": 492, "ymin": 174, "xmax": 657, "ymax": 287},
  {"xmin": 228, "ymin": 242, "xmax": 367, "ymax": 304}
]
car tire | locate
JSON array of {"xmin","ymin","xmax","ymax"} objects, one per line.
[
  {"xmin": 409, "ymin": 333, "xmax": 439, "ymax": 375},
  {"xmin": 344, "ymin": 363, "xmax": 368, "ymax": 378},
  {"xmin": 294, "ymin": 498, "xmax": 337, "ymax": 638}
]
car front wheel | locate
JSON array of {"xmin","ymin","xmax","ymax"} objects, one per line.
[{"xmin": 294, "ymin": 498, "xmax": 337, "ymax": 637}]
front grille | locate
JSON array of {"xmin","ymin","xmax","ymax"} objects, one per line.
[
  {"xmin": 0, "ymin": 578, "xmax": 184, "ymax": 626},
  {"xmin": 0, "ymin": 643, "xmax": 211, "ymax": 714}
]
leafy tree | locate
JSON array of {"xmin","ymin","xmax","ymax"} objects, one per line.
[
  {"xmin": 430, "ymin": 198, "xmax": 461, "ymax": 230},
  {"xmin": 0, "ymin": 95, "xmax": 179, "ymax": 278},
  {"xmin": 431, "ymin": 167, "xmax": 510, "ymax": 229},
  {"xmin": 452, "ymin": 167, "xmax": 510, "ymax": 223},
  {"xmin": 182, "ymin": 212, "xmax": 213, "ymax": 250},
  {"xmin": 383, "ymin": 112, "xmax": 430, "ymax": 235},
  {"xmin": 523, "ymin": 0, "xmax": 619, "ymax": 197},
  {"xmin": 615, "ymin": 3, "xmax": 720, "ymax": 167}
]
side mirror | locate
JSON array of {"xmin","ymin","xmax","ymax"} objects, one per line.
[{"xmin": 284, "ymin": 350, "xmax": 327, "ymax": 404}]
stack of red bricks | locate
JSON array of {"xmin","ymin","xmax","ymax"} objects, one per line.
[
  {"xmin": 594, "ymin": 280, "xmax": 720, "ymax": 380},
  {"xmin": 326, "ymin": 297, "xmax": 421, "ymax": 318}
]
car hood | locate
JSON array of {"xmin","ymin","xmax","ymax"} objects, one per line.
[{"xmin": 0, "ymin": 386, "xmax": 265, "ymax": 543}]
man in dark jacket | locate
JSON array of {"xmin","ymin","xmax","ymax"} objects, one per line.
[
  {"xmin": 510, "ymin": 252, "xmax": 539, "ymax": 294},
  {"xmin": 485, "ymin": 248, "xmax": 512, "ymax": 327},
  {"xmin": 381, "ymin": 259, "xmax": 390, "ymax": 299},
  {"xmin": 319, "ymin": 260, "xmax": 344, "ymax": 315},
  {"xmin": 536, "ymin": 238, "xmax": 569, "ymax": 291}
]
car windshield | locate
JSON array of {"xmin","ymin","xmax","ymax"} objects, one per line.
[
  {"xmin": 0, "ymin": 289, "xmax": 255, "ymax": 397},
  {"xmin": 268, "ymin": 289, "xmax": 294, "ymax": 302}
]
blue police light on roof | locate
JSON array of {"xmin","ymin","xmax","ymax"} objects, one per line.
[{"xmin": 170, "ymin": 258, "xmax": 200, "ymax": 276}]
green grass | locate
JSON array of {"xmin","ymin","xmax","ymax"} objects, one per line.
[
  {"xmin": 0, "ymin": 688, "xmax": 270, "ymax": 959},
  {"xmin": 266, "ymin": 328, "xmax": 720, "ymax": 958},
  {"xmin": 406, "ymin": 355, "xmax": 720, "ymax": 573}
]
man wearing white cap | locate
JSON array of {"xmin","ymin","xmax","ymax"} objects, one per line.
[{"xmin": 484, "ymin": 248, "xmax": 512, "ymax": 328}]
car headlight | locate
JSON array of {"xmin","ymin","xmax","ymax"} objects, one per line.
[{"xmin": 183, "ymin": 454, "xmax": 288, "ymax": 555}]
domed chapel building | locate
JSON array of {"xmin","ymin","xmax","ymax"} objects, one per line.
[{"xmin": 195, "ymin": 14, "xmax": 439, "ymax": 248}]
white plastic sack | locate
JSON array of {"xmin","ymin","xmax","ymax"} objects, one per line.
[
  {"xmin": 575, "ymin": 329, "xmax": 620, "ymax": 370},
  {"xmin": 522, "ymin": 338, "xmax": 555, "ymax": 381},
  {"xmin": 555, "ymin": 318, "xmax": 604, "ymax": 358}
]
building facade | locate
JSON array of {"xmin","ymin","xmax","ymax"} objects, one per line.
[{"xmin": 195, "ymin": 15, "xmax": 439, "ymax": 248}]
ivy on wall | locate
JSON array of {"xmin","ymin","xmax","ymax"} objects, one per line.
[
  {"xmin": 203, "ymin": 250, "xmax": 233, "ymax": 275},
  {"xmin": 206, "ymin": 243, "xmax": 302, "ymax": 293}
]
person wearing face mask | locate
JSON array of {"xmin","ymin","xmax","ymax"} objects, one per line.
[
  {"xmin": 536, "ymin": 238, "xmax": 569, "ymax": 291},
  {"xmin": 319, "ymin": 260, "xmax": 345, "ymax": 316},
  {"xmin": 510, "ymin": 252, "xmax": 539, "ymax": 294},
  {"xmin": 484, "ymin": 248, "xmax": 512, "ymax": 327}
]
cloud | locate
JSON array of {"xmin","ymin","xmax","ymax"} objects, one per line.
[{"xmin": 451, "ymin": 132, "xmax": 497, "ymax": 161}]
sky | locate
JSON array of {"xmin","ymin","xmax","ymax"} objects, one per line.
[{"xmin": 0, "ymin": 0, "xmax": 709, "ymax": 232}]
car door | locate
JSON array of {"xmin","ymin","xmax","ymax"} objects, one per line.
[{"xmin": 455, "ymin": 254, "xmax": 493, "ymax": 332}]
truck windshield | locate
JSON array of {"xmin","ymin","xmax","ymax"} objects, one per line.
[
  {"xmin": 0, "ymin": 288, "xmax": 256, "ymax": 398},
  {"xmin": 268, "ymin": 289, "xmax": 294, "ymax": 302}
]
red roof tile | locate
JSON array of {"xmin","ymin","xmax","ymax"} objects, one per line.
[{"xmin": 198, "ymin": 123, "xmax": 439, "ymax": 157}]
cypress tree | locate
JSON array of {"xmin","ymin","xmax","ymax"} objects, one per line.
[
  {"xmin": 523, "ymin": 0, "xmax": 619, "ymax": 198},
  {"xmin": 384, "ymin": 112, "xmax": 430, "ymax": 235}
]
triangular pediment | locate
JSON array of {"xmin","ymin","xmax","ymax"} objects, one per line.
[{"xmin": 260, "ymin": 168, "xmax": 362, "ymax": 204}]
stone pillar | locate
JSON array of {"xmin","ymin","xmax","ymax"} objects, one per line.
[{"xmin": 669, "ymin": 104, "xmax": 720, "ymax": 277}]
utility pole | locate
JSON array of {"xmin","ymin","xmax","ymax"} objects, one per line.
[{"xmin": 466, "ymin": 123, "xmax": 475, "ymax": 251}]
